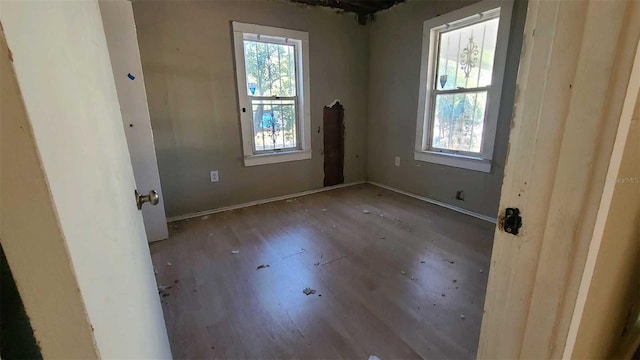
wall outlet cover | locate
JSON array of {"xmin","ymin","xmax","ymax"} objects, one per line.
[
  {"xmin": 210, "ymin": 170, "xmax": 219, "ymax": 182},
  {"xmin": 394, "ymin": 156, "xmax": 400, "ymax": 167}
]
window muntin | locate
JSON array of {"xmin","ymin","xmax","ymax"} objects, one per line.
[{"xmin": 428, "ymin": 11, "xmax": 500, "ymax": 155}]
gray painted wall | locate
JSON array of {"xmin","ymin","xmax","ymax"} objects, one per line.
[
  {"xmin": 133, "ymin": 0, "xmax": 369, "ymax": 218},
  {"xmin": 366, "ymin": 0, "xmax": 527, "ymax": 218},
  {"xmin": 133, "ymin": 0, "xmax": 526, "ymax": 219}
]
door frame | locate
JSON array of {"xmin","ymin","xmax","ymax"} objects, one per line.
[{"xmin": 478, "ymin": 0, "xmax": 640, "ymax": 357}]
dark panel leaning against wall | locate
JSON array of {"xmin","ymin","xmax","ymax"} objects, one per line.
[
  {"xmin": 0, "ymin": 245, "xmax": 42, "ymax": 360},
  {"xmin": 324, "ymin": 101, "xmax": 345, "ymax": 186},
  {"xmin": 366, "ymin": 0, "xmax": 528, "ymax": 218},
  {"xmin": 132, "ymin": 1, "xmax": 369, "ymax": 218}
]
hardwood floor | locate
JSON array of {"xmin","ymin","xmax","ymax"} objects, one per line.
[{"xmin": 151, "ymin": 184, "xmax": 495, "ymax": 359}]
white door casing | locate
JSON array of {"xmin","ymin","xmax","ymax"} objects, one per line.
[{"xmin": 100, "ymin": 0, "xmax": 169, "ymax": 242}]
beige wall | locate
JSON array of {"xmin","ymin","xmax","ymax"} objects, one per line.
[
  {"xmin": 133, "ymin": 0, "xmax": 369, "ymax": 218},
  {"xmin": 366, "ymin": 0, "xmax": 527, "ymax": 218},
  {"xmin": 571, "ymin": 93, "xmax": 640, "ymax": 358},
  {"xmin": 0, "ymin": 28, "xmax": 98, "ymax": 359}
]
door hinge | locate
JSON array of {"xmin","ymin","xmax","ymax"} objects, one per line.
[{"xmin": 502, "ymin": 207, "xmax": 522, "ymax": 235}]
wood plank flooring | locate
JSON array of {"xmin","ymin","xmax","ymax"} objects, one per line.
[{"xmin": 150, "ymin": 184, "xmax": 495, "ymax": 359}]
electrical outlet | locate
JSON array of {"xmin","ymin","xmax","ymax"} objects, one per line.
[
  {"xmin": 394, "ymin": 156, "xmax": 400, "ymax": 167},
  {"xmin": 210, "ymin": 170, "xmax": 219, "ymax": 183}
]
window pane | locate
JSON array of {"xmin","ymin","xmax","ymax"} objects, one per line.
[
  {"xmin": 431, "ymin": 91, "xmax": 487, "ymax": 153},
  {"xmin": 436, "ymin": 17, "xmax": 499, "ymax": 90},
  {"xmin": 243, "ymin": 40, "xmax": 296, "ymax": 97},
  {"xmin": 251, "ymin": 99, "xmax": 297, "ymax": 151}
]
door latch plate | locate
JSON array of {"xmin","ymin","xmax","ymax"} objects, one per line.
[{"xmin": 502, "ymin": 207, "xmax": 522, "ymax": 235}]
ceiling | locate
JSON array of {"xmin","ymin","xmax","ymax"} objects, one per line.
[{"xmin": 289, "ymin": 0, "xmax": 404, "ymax": 24}]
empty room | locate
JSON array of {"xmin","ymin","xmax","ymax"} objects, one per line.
[{"xmin": 1, "ymin": 0, "xmax": 639, "ymax": 359}]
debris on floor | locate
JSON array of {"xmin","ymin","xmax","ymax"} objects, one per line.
[
  {"xmin": 400, "ymin": 270, "xmax": 406, "ymax": 274},
  {"xmin": 368, "ymin": 355, "xmax": 381, "ymax": 360},
  {"xmin": 303, "ymin": 287, "xmax": 317, "ymax": 296},
  {"xmin": 322, "ymin": 208, "xmax": 327, "ymax": 212},
  {"xmin": 460, "ymin": 314, "xmax": 466, "ymax": 320},
  {"xmin": 256, "ymin": 264, "xmax": 270, "ymax": 270},
  {"xmin": 480, "ymin": 269, "xmax": 484, "ymax": 273},
  {"xmin": 154, "ymin": 266, "xmax": 158, "ymax": 275},
  {"xmin": 201, "ymin": 215, "xmax": 209, "ymax": 220},
  {"xmin": 441, "ymin": 293, "xmax": 446, "ymax": 297},
  {"xmin": 167, "ymin": 261, "xmax": 173, "ymax": 266},
  {"xmin": 420, "ymin": 260, "xmax": 426, "ymax": 264},
  {"xmin": 171, "ymin": 223, "xmax": 185, "ymax": 232},
  {"xmin": 231, "ymin": 250, "xmax": 240, "ymax": 254},
  {"xmin": 362, "ymin": 209, "xmax": 371, "ymax": 214},
  {"xmin": 410, "ymin": 276, "xmax": 415, "ymax": 280},
  {"xmin": 443, "ymin": 259, "xmax": 455, "ymax": 264},
  {"xmin": 379, "ymin": 236, "xmax": 386, "ymax": 240},
  {"xmin": 452, "ymin": 279, "xmax": 457, "ymax": 283},
  {"xmin": 174, "ymin": 280, "xmax": 179, "ymax": 284},
  {"xmin": 379, "ymin": 213, "xmax": 384, "ymax": 218},
  {"xmin": 314, "ymin": 262, "xmax": 320, "ymax": 266}
]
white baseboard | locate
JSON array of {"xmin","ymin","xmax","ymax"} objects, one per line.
[
  {"xmin": 168, "ymin": 180, "xmax": 497, "ymax": 224},
  {"xmin": 167, "ymin": 181, "xmax": 366, "ymax": 222},
  {"xmin": 367, "ymin": 181, "xmax": 497, "ymax": 224}
]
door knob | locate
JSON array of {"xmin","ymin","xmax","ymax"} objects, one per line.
[{"xmin": 135, "ymin": 189, "xmax": 159, "ymax": 210}]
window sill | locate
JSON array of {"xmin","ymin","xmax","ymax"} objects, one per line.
[
  {"xmin": 244, "ymin": 149, "xmax": 311, "ymax": 167},
  {"xmin": 414, "ymin": 150, "xmax": 492, "ymax": 173}
]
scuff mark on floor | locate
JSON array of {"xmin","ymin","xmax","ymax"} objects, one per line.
[
  {"xmin": 282, "ymin": 248, "xmax": 306, "ymax": 260},
  {"xmin": 320, "ymin": 255, "xmax": 346, "ymax": 267}
]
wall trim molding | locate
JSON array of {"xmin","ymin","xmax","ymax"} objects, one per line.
[
  {"xmin": 167, "ymin": 181, "xmax": 366, "ymax": 222},
  {"xmin": 367, "ymin": 181, "xmax": 498, "ymax": 224},
  {"xmin": 168, "ymin": 180, "xmax": 497, "ymax": 224}
]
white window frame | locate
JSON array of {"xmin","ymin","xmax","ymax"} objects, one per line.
[
  {"xmin": 232, "ymin": 22, "xmax": 312, "ymax": 167},
  {"xmin": 414, "ymin": 1, "xmax": 513, "ymax": 173}
]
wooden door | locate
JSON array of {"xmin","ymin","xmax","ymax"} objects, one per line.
[
  {"xmin": 478, "ymin": 0, "xmax": 640, "ymax": 358},
  {"xmin": 100, "ymin": 0, "xmax": 169, "ymax": 242}
]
